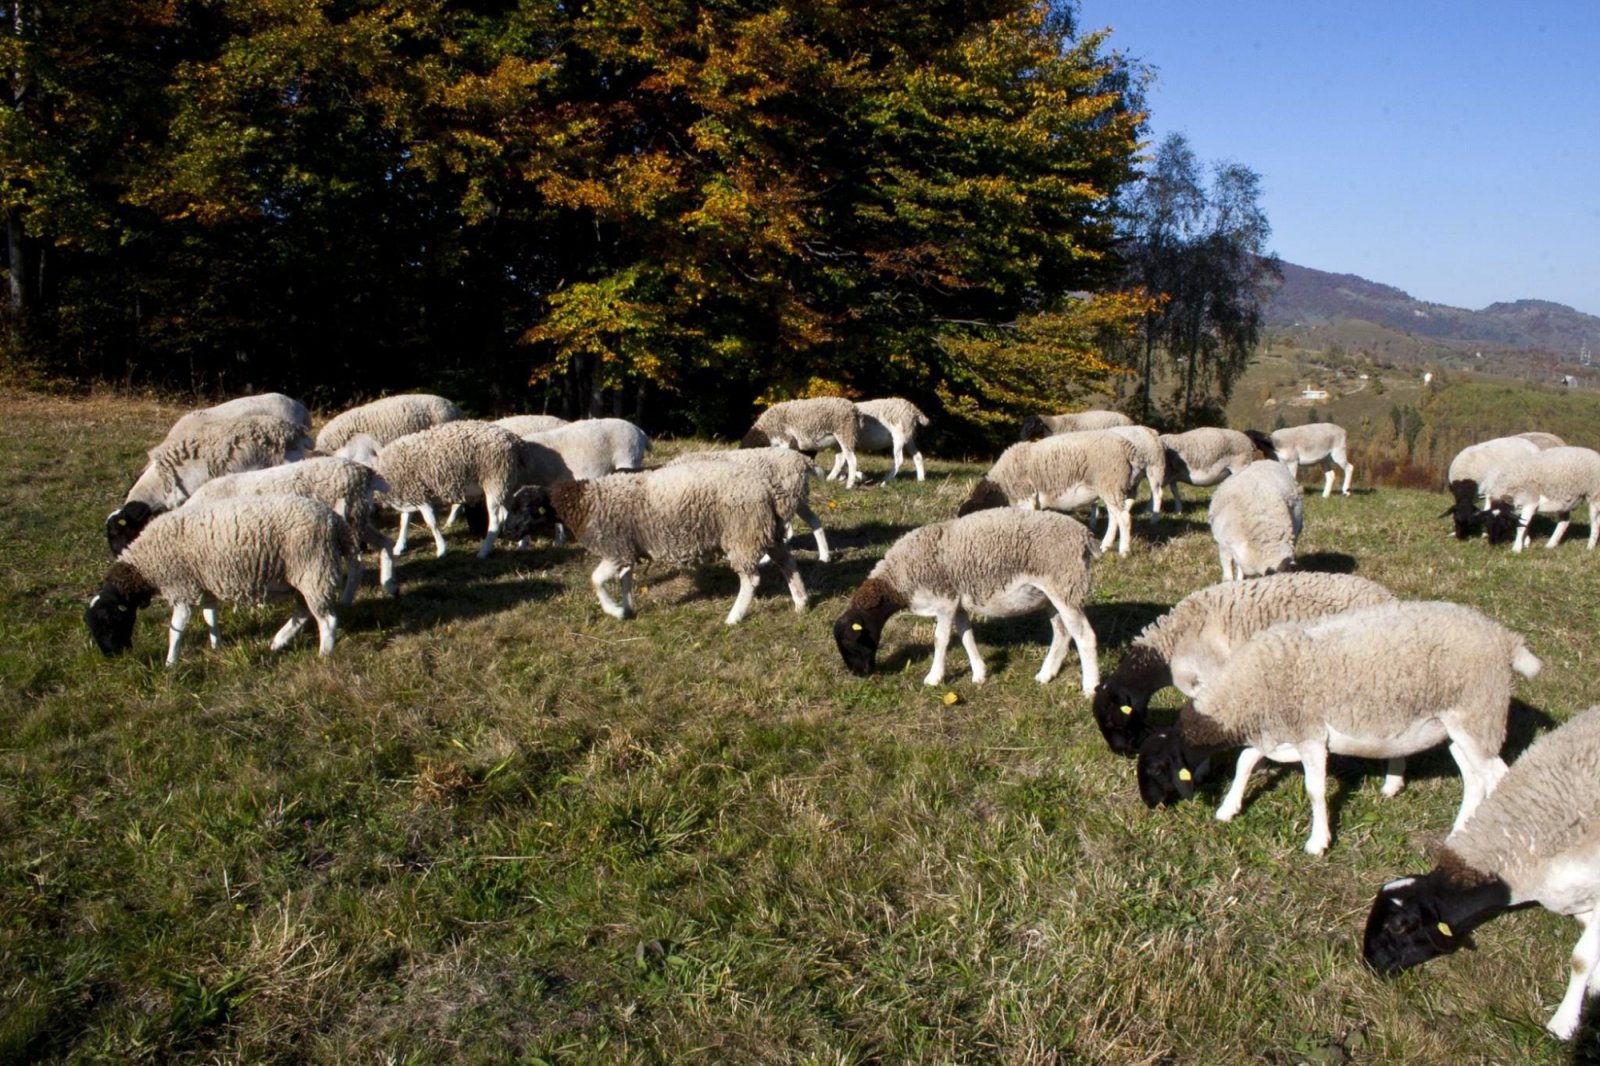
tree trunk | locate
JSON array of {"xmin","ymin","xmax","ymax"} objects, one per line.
[{"xmin": 5, "ymin": 212, "xmax": 24, "ymax": 316}]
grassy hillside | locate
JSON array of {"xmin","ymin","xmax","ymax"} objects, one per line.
[{"xmin": 4, "ymin": 392, "xmax": 1599, "ymax": 1063}]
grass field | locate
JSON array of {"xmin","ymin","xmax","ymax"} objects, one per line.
[{"xmin": 4, "ymin": 390, "xmax": 1600, "ymax": 1063}]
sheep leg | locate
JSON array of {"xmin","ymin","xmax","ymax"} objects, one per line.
[
  {"xmin": 840, "ymin": 446, "xmax": 862, "ymax": 488},
  {"xmin": 270, "ymin": 603, "xmax": 312, "ymax": 651},
  {"xmin": 590, "ymin": 558, "xmax": 632, "ymax": 620},
  {"xmin": 1215, "ymin": 746, "xmax": 1265, "ymax": 823},
  {"xmin": 924, "ymin": 611, "xmax": 955, "ymax": 686},
  {"xmin": 882, "ymin": 436, "xmax": 902, "ymax": 483},
  {"xmin": 1548, "ymin": 511, "xmax": 1571, "ymax": 549},
  {"xmin": 1038, "ymin": 595, "xmax": 1098, "ymax": 691},
  {"xmin": 908, "ymin": 442, "xmax": 926, "ymax": 482},
  {"xmin": 1380, "ymin": 757, "xmax": 1406, "ymax": 797},
  {"xmin": 369, "ymin": 526, "xmax": 398, "ymax": 596},
  {"xmin": 768, "ymin": 540, "xmax": 808, "ymax": 614},
  {"xmin": 1513, "ymin": 503, "xmax": 1537, "ymax": 553},
  {"xmin": 416, "ymin": 503, "xmax": 448, "ymax": 558},
  {"xmin": 1590, "ymin": 501, "xmax": 1599, "ymax": 550},
  {"xmin": 725, "ymin": 566, "xmax": 758, "ymax": 626},
  {"xmin": 443, "ymin": 503, "xmax": 462, "ymax": 529},
  {"xmin": 476, "ymin": 495, "xmax": 504, "ymax": 559},
  {"xmin": 312, "ymin": 607, "xmax": 338, "ymax": 656},
  {"xmin": 1320, "ymin": 463, "xmax": 1336, "ymax": 498},
  {"xmin": 394, "ymin": 511, "xmax": 412, "ymax": 555},
  {"xmin": 825, "ymin": 453, "xmax": 847, "ymax": 482},
  {"xmin": 1548, "ymin": 910, "xmax": 1600, "ymax": 1040},
  {"xmin": 339, "ymin": 554, "xmax": 364, "ymax": 606},
  {"xmin": 794, "ymin": 499, "xmax": 830, "ymax": 562},
  {"xmin": 201, "ymin": 606, "xmax": 222, "ymax": 649},
  {"xmin": 165, "ymin": 603, "xmax": 193, "ymax": 666},
  {"xmin": 1114, "ymin": 502, "xmax": 1131, "ymax": 556},
  {"xmin": 1218, "ymin": 547, "xmax": 1235, "ymax": 582},
  {"xmin": 1167, "ymin": 479, "xmax": 1184, "ymax": 513},
  {"xmin": 954, "ymin": 610, "xmax": 986, "ymax": 683},
  {"xmin": 1333, "ymin": 447, "xmax": 1354, "ymax": 495},
  {"xmin": 1446, "ymin": 735, "xmax": 1508, "ymax": 834},
  {"xmin": 1298, "ymin": 741, "xmax": 1332, "ymax": 855},
  {"xmin": 1146, "ymin": 472, "xmax": 1162, "ymax": 525}
]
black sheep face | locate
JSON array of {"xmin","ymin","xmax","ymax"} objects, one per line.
[
  {"xmin": 1018, "ymin": 416, "xmax": 1048, "ymax": 442},
  {"xmin": 957, "ymin": 479, "xmax": 1008, "ymax": 517},
  {"xmin": 1481, "ymin": 500, "xmax": 1517, "ymax": 545},
  {"xmin": 1090, "ymin": 681, "xmax": 1148, "ymax": 757},
  {"xmin": 1362, "ymin": 878, "xmax": 1460, "ymax": 975},
  {"xmin": 739, "ymin": 429, "xmax": 771, "ymax": 449},
  {"xmin": 106, "ymin": 501, "xmax": 157, "ymax": 556},
  {"xmin": 502, "ymin": 487, "xmax": 556, "ymax": 541},
  {"xmin": 833, "ymin": 610, "xmax": 880, "ymax": 677},
  {"xmin": 85, "ymin": 588, "xmax": 142, "ymax": 656},
  {"xmin": 1136, "ymin": 729, "xmax": 1198, "ymax": 808}
]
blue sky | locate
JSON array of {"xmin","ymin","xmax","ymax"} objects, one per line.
[{"xmin": 1077, "ymin": 2, "xmax": 1600, "ymax": 319}]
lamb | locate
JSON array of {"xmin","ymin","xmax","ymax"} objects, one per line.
[
  {"xmin": 1362, "ymin": 704, "xmax": 1600, "ymax": 1039},
  {"xmin": 1271, "ymin": 421, "xmax": 1354, "ymax": 497},
  {"xmin": 832, "ymin": 508, "xmax": 1100, "ymax": 690},
  {"xmin": 185, "ymin": 457, "xmax": 397, "ymax": 599},
  {"xmin": 956, "ymin": 432, "xmax": 1139, "ymax": 556},
  {"xmin": 371, "ymin": 420, "xmax": 524, "ymax": 559},
  {"xmin": 314, "ymin": 393, "xmax": 462, "ymax": 453},
  {"xmin": 666, "ymin": 447, "xmax": 830, "ymax": 562},
  {"xmin": 1208, "ymin": 459, "xmax": 1304, "ymax": 580},
  {"xmin": 825, "ymin": 398, "xmax": 930, "ymax": 483},
  {"xmin": 501, "ymin": 461, "xmax": 807, "ymax": 625},
  {"xmin": 740, "ymin": 397, "xmax": 865, "ymax": 488},
  {"xmin": 1018, "ymin": 410, "xmax": 1131, "ymax": 440},
  {"xmin": 106, "ymin": 414, "xmax": 314, "ymax": 555},
  {"xmin": 1101, "ymin": 424, "xmax": 1167, "ymax": 525},
  {"xmin": 1443, "ymin": 436, "xmax": 1540, "ymax": 540},
  {"xmin": 1089, "ymin": 572, "xmax": 1396, "ymax": 756},
  {"xmin": 1479, "ymin": 446, "xmax": 1600, "ymax": 551},
  {"xmin": 493, "ymin": 414, "xmax": 569, "ymax": 437},
  {"xmin": 1136, "ymin": 600, "xmax": 1540, "ymax": 855},
  {"xmin": 164, "ymin": 392, "xmax": 311, "ymax": 440},
  {"xmin": 1159, "ymin": 427, "xmax": 1277, "ymax": 512},
  {"xmin": 85, "ymin": 495, "xmax": 359, "ymax": 665}
]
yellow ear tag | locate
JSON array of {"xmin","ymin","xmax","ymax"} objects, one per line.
[
  {"xmin": 1437, "ymin": 922, "xmax": 1453, "ymax": 938},
  {"xmin": 851, "ymin": 623, "xmax": 863, "ymax": 631},
  {"xmin": 1120, "ymin": 704, "xmax": 1133, "ymax": 716},
  {"xmin": 1178, "ymin": 768, "xmax": 1192, "ymax": 782},
  {"xmin": 117, "ymin": 518, "xmax": 127, "ymax": 526}
]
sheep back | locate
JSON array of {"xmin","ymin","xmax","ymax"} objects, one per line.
[
  {"xmin": 315, "ymin": 394, "xmax": 463, "ymax": 452},
  {"xmin": 166, "ymin": 393, "xmax": 311, "ymax": 440},
  {"xmin": 374, "ymin": 421, "xmax": 522, "ymax": 508},
  {"xmin": 665, "ymin": 447, "xmax": 812, "ymax": 518},
  {"xmin": 1161, "ymin": 428, "xmax": 1262, "ymax": 485},
  {"xmin": 494, "ymin": 414, "xmax": 568, "ymax": 436},
  {"xmin": 1482, "ymin": 446, "xmax": 1600, "ymax": 512},
  {"xmin": 522, "ymin": 418, "xmax": 651, "ymax": 482}
]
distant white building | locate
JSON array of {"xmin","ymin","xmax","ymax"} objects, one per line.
[{"xmin": 1300, "ymin": 388, "xmax": 1329, "ymax": 401}]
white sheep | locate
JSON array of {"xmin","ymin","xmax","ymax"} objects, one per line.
[
  {"xmin": 515, "ymin": 418, "xmax": 651, "ymax": 482},
  {"xmin": 666, "ymin": 447, "xmax": 830, "ymax": 562},
  {"xmin": 832, "ymin": 508, "xmax": 1100, "ymax": 690},
  {"xmin": 827, "ymin": 398, "xmax": 929, "ymax": 483},
  {"xmin": 502, "ymin": 462, "xmax": 807, "ymax": 625},
  {"xmin": 957, "ymin": 432, "xmax": 1139, "ymax": 556},
  {"xmin": 1159, "ymin": 427, "xmax": 1276, "ymax": 512},
  {"xmin": 1362, "ymin": 704, "xmax": 1600, "ymax": 1039},
  {"xmin": 493, "ymin": 414, "xmax": 569, "ymax": 437},
  {"xmin": 1018, "ymin": 410, "xmax": 1131, "ymax": 439},
  {"xmin": 1480, "ymin": 445, "xmax": 1600, "ymax": 551},
  {"xmin": 314, "ymin": 393, "xmax": 462, "ymax": 453},
  {"xmin": 85, "ymin": 495, "xmax": 359, "ymax": 665},
  {"xmin": 1271, "ymin": 421, "xmax": 1354, "ymax": 497},
  {"xmin": 1101, "ymin": 424, "xmax": 1167, "ymax": 525},
  {"xmin": 1208, "ymin": 459, "xmax": 1304, "ymax": 580},
  {"xmin": 741, "ymin": 397, "xmax": 865, "ymax": 488},
  {"xmin": 1516, "ymin": 430, "xmax": 1566, "ymax": 450},
  {"xmin": 185, "ymin": 457, "xmax": 397, "ymax": 599},
  {"xmin": 107, "ymin": 414, "xmax": 314, "ymax": 555},
  {"xmin": 372, "ymin": 421, "xmax": 524, "ymax": 559},
  {"xmin": 164, "ymin": 392, "xmax": 311, "ymax": 440},
  {"xmin": 1443, "ymin": 435, "xmax": 1541, "ymax": 539},
  {"xmin": 1137, "ymin": 600, "xmax": 1540, "ymax": 855},
  {"xmin": 1090, "ymin": 572, "xmax": 1396, "ymax": 755}
]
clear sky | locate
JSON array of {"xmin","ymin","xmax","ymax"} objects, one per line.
[{"xmin": 1077, "ymin": 1, "xmax": 1600, "ymax": 319}]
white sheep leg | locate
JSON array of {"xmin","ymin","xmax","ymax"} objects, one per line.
[
  {"xmin": 1548, "ymin": 910, "xmax": 1600, "ymax": 1040},
  {"xmin": 1215, "ymin": 746, "xmax": 1265, "ymax": 823},
  {"xmin": 476, "ymin": 496, "xmax": 504, "ymax": 558},
  {"xmin": 924, "ymin": 612, "xmax": 954, "ymax": 686},
  {"xmin": 725, "ymin": 567, "xmax": 758, "ymax": 626},
  {"xmin": 826, "ymin": 453, "xmax": 847, "ymax": 481},
  {"xmin": 1038, "ymin": 595, "xmax": 1098, "ymax": 691},
  {"xmin": 201, "ymin": 606, "xmax": 222, "ymax": 649},
  {"xmin": 909, "ymin": 445, "xmax": 926, "ymax": 482},
  {"xmin": 313, "ymin": 611, "xmax": 338, "ymax": 656},
  {"xmin": 1298, "ymin": 741, "xmax": 1332, "ymax": 855},
  {"xmin": 1320, "ymin": 465, "xmax": 1336, "ymax": 498},
  {"xmin": 770, "ymin": 543, "xmax": 808, "ymax": 613},
  {"xmin": 1446, "ymin": 738, "xmax": 1508, "ymax": 835},
  {"xmin": 1381, "ymin": 757, "xmax": 1406, "ymax": 797},
  {"xmin": 1035, "ymin": 613, "xmax": 1070, "ymax": 684},
  {"xmin": 1114, "ymin": 505, "xmax": 1131, "ymax": 556},
  {"xmin": 378, "ymin": 545, "xmax": 397, "ymax": 596},
  {"xmin": 339, "ymin": 555, "xmax": 364, "ymax": 606},
  {"xmin": 443, "ymin": 503, "xmax": 462, "ymax": 529},
  {"xmin": 1589, "ymin": 502, "xmax": 1599, "ymax": 550},
  {"xmin": 794, "ymin": 499, "xmax": 830, "ymax": 562},
  {"xmin": 270, "ymin": 603, "xmax": 311, "ymax": 651},
  {"xmin": 1548, "ymin": 512, "xmax": 1571, "ymax": 549},
  {"xmin": 590, "ymin": 558, "xmax": 632, "ymax": 620},
  {"xmin": 953, "ymin": 611, "xmax": 985, "ymax": 683},
  {"xmin": 165, "ymin": 602, "xmax": 193, "ymax": 666},
  {"xmin": 1218, "ymin": 547, "xmax": 1236, "ymax": 582},
  {"xmin": 394, "ymin": 511, "xmax": 412, "ymax": 555},
  {"xmin": 841, "ymin": 447, "xmax": 863, "ymax": 488},
  {"xmin": 416, "ymin": 503, "xmax": 448, "ymax": 558},
  {"xmin": 1513, "ymin": 504, "xmax": 1537, "ymax": 552},
  {"xmin": 884, "ymin": 438, "xmax": 903, "ymax": 482},
  {"xmin": 1147, "ymin": 474, "xmax": 1162, "ymax": 525},
  {"xmin": 1336, "ymin": 451, "xmax": 1354, "ymax": 495}
]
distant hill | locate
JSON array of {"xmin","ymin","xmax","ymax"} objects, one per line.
[{"xmin": 1264, "ymin": 261, "xmax": 1600, "ymax": 363}]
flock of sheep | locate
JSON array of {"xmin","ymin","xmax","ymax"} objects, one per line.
[{"xmin": 82, "ymin": 391, "xmax": 1600, "ymax": 1041}]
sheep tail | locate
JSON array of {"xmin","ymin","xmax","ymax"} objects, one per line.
[
  {"xmin": 1512, "ymin": 644, "xmax": 1542, "ymax": 680},
  {"xmin": 912, "ymin": 404, "xmax": 930, "ymax": 426},
  {"xmin": 1244, "ymin": 429, "xmax": 1278, "ymax": 461}
]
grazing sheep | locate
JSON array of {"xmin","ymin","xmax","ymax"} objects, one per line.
[
  {"xmin": 1271, "ymin": 421, "xmax": 1354, "ymax": 497},
  {"xmin": 1362, "ymin": 704, "xmax": 1600, "ymax": 1039},
  {"xmin": 503, "ymin": 462, "xmax": 807, "ymax": 624},
  {"xmin": 1443, "ymin": 436, "xmax": 1541, "ymax": 540},
  {"xmin": 667, "ymin": 447, "xmax": 830, "ymax": 562},
  {"xmin": 164, "ymin": 392, "xmax": 311, "ymax": 440},
  {"xmin": 828, "ymin": 398, "xmax": 929, "ymax": 483},
  {"xmin": 1137, "ymin": 600, "xmax": 1540, "ymax": 855},
  {"xmin": 493, "ymin": 414, "xmax": 569, "ymax": 437},
  {"xmin": 1159, "ymin": 427, "xmax": 1276, "ymax": 512},
  {"xmin": 1207, "ymin": 460, "xmax": 1304, "ymax": 580},
  {"xmin": 314, "ymin": 393, "xmax": 462, "ymax": 453},
  {"xmin": 833, "ymin": 509, "xmax": 1100, "ymax": 690},
  {"xmin": 741, "ymin": 397, "xmax": 865, "ymax": 488},
  {"xmin": 186, "ymin": 457, "xmax": 397, "ymax": 599},
  {"xmin": 372, "ymin": 421, "xmax": 523, "ymax": 559},
  {"xmin": 85, "ymin": 495, "xmax": 359, "ymax": 665},
  {"xmin": 1089, "ymin": 573, "xmax": 1396, "ymax": 756},
  {"xmin": 107, "ymin": 414, "xmax": 314, "ymax": 555},
  {"xmin": 515, "ymin": 418, "xmax": 651, "ymax": 483},
  {"xmin": 1018, "ymin": 410, "xmax": 1131, "ymax": 440},
  {"xmin": 1480, "ymin": 446, "xmax": 1600, "ymax": 551},
  {"xmin": 957, "ymin": 433, "xmax": 1139, "ymax": 556},
  {"xmin": 1101, "ymin": 424, "xmax": 1167, "ymax": 525}
]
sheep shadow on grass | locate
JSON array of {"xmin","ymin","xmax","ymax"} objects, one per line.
[{"xmin": 372, "ymin": 547, "xmax": 566, "ymax": 634}]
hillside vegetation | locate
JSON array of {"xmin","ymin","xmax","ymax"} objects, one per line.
[{"xmin": 3, "ymin": 392, "xmax": 1598, "ymax": 1063}]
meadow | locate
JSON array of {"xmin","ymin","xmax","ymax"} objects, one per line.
[{"xmin": 4, "ymin": 390, "xmax": 1599, "ymax": 1063}]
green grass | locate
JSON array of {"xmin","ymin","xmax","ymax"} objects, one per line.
[{"xmin": 3, "ymin": 390, "xmax": 1598, "ymax": 1062}]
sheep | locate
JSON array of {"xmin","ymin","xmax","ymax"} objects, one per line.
[
  {"xmin": 314, "ymin": 393, "xmax": 462, "ymax": 453},
  {"xmin": 666, "ymin": 447, "xmax": 830, "ymax": 562},
  {"xmin": 1271, "ymin": 421, "xmax": 1354, "ymax": 497},
  {"xmin": 1362, "ymin": 704, "xmax": 1600, "ymax": 1039},
  {"xmin": 514, "ymin": 418, "xmax": 651, "ymax": 482},
  {"xmin": 1159, "ymin": 427, "xmax": 1277, "ymax": 512},
  {"xmin": 1443, "ymin": 436, "xmax": 1541, "ymax": 539},
  {"xmin": 106, "ymin": 414, "xmax": 314, "ymax": 555},
  {"xmin": 832, "ymin": 508, "xmax": 1100, "ymax": 690},
  {"xmin": 371, "ymin": 420, "xmax": 524, "ymax": 559},
  {"xmin": 1101, "ymin": 424, "xmax": 1167, "ymax": 525},
  {"xmin": 85, "ymin": 495, "xmax": 359, "ymax": 665},
  {"xmin": 1207, "ymin": 459, "xmax": 1304, "ymax": 580},
  {"xmin": 185, "ymin": 457, "xmax": 397, "ymax": 599},
  {"xmin": 1479, "ymin": 446, "xmax": 1600, "ymax": 552},
  {"xmin": 164, "ymin": 392, "xmax": 311, "ymax": 440},
  {"xmin": 1018, "ymin": 410, "xmax": 1131, "ymax": 440},
  {"xmin": 827, "ymin": 398, "xmax": 929, "ymax": 483},
  {"xmin": 1136, "ymin": 600, "xmax": 1540, "ymax": 855},
  {"xmin": 957, "ymin": 432, "xmax": 1139, "ymax": 556},
  {"xmin": 740, "ymin": 397, "xmax": 864, "ymax": 488},
  {"xmin": 1089, "ymin": 573, "xmax": 1396, "ymax": 756},
  {"xmin": 493, "ymin": 414, "xmax": 569, "ymax": 437},
  {"xmin": 1516, "ymin": 431, "xmax": 1566, "ymax": 450},
  {"xmin": 501, "ymin": 461, "xmax": 807, "ymax": 625}
]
